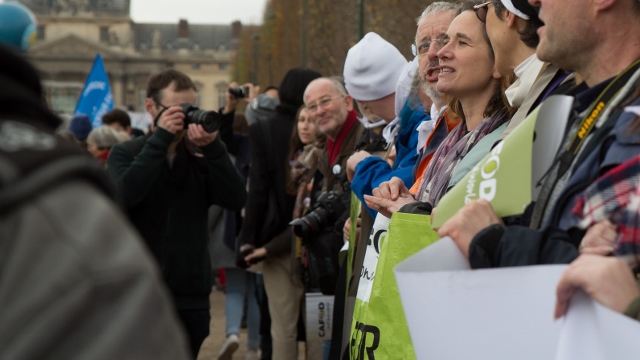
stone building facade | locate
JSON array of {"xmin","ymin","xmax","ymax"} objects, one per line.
[{"xmin": 21, "ymin": 0, "xmax": 240, "ymax": 116}]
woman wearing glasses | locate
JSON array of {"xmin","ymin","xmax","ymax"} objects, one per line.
[{"xmin": 366, "ymin": 1, "xmax": 514, "ymax": 215}]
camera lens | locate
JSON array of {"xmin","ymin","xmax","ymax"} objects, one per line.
[
  {"xmin": 180, "ymin": 103, "xmax": 222, "ymax": 134},
  {"xmin": 289, "ymin": 191, "xmax": 347, "ymax": 239},
  {"xmin": 191, "ymin": 109, "xmax": 219, "ymax": 133},
  {"xmin": 290, "ymin": 207, "xmax": 328, "ymax": 238}
]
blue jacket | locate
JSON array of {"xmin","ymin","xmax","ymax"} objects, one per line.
[{"xmin": 351, "ymin": 102, "xmax": 430, "ymax": 217}]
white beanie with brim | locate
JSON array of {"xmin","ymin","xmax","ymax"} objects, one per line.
[{"xmin": 343, "ymin": 32, "xmax": 408, "ymax": 101}]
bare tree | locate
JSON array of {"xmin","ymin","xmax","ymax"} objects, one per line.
[{"xmin": 232, "ymin": 0, "xmax": 447, "ymax": 88}]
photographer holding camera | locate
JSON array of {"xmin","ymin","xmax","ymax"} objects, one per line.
[{"xmin": 108, "ymin": 69, "xmax": 247, "ymax": 359}]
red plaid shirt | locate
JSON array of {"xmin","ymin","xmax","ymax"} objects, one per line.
[{"xmin": 573, "ymin": 154, "xmax": 640, "ymax": 268}]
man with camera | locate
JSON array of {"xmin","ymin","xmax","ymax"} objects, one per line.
[
  {"xmin": 108, "ymin": 69, "xmax": 247, "ymax": 358},
  {"xmin": 295, "ymin": 77, "xmax": 364, "ymax": 294},
  {"xmin": 297, "ymin": 77, "xmax": 364, "ymax": 357}
]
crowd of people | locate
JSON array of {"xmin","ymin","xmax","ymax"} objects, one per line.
[{"xmin": 2, "ymin": 0, "xmax": 640, "ymax": 359}]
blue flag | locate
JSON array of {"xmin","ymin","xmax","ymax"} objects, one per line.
[{"xmin": 75, "ymin": 53, "xmax": 113, "ymax": 128}]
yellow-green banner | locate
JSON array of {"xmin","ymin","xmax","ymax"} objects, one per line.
[{"xmin": 350, "ymin": 212, "xmax": 438, "ymax": 359}]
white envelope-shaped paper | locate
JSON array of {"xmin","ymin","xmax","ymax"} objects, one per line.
[{"xmin": 394, "ymin": 239, "xmax": 564, "ymax": 360}]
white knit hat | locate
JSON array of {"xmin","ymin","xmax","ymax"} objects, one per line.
[{"xmin": 343, "ymin": 32, "xmax": 408, "ymax": 101}]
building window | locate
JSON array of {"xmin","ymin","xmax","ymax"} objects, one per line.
[
  {"xmin": 37, "ymin": 25, "xmax": 45, "ymax": 40},
  {"xmin": 100, "ymin": 26, "xmax": 109, "ymax": 42},
  {"xmin": 217, "ymin": 85, "xmax": 228, "ymax": 109},
  {"xmin": 44, "ymin": 84, "xmax": 83, "ymax": 115},
  {"xmin": 138, "ymin": 88, "xmax": 147, "ymax": 110},
  {"xmin": 194, "ymin": 82, "xmax": 203, "ymax": 106},
  {"xmin": 219, "ymin": 63, "xmax": 228, "ymax": 71}
]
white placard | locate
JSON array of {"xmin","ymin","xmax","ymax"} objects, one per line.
[
  {"xmin": 356, "ymin": 214, "xmax": 390, "ymax": 303},
  {"xmin": 395, "ymin": 242, "xmax": 563, "ymax": 360},
  {"xmin": 395, "ymin": 242, "xmax": 640, "ymax": 360}
]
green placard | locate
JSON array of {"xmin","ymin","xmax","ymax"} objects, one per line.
[
  {"xmin": 432, "ymin": 106, "xmax": 539, "ymax": 228},
  {"xmin": 350, "ymin": 212, "xmax": 439, "ymax": 359}
]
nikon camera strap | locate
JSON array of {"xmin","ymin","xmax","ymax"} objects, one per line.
[
  {"xmin": 530, "ymin": 58, "xmax": 640, "ymax": 228},
  {"xmin": 555, "ymin": 58, "xmax": 640, "ymax": 177}
]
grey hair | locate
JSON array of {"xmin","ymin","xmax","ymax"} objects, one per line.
[
  {"xmin": 415, "ymin": 1, "xmax": 461, "ymax": 27},
  {"xmin": 305, "ymin": 76, "xmax": 348, "ymax": 102},
  {"xmin": 327, "ymin": 76, "xmax": 348, "ymax": 96},
  {"xmin": 87, "ymin": 126, "xmax": 129, "ymax": 149}
]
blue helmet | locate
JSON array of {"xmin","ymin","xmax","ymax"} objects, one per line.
[{"xmin": 0, "ymin": 2, "xmax": 37, "ymax": 52}]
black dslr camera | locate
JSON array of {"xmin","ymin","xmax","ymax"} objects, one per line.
[
  {"xmin": 180, "ymin": 103, "xmax": 222, "ymax": 133},
  {"xmin": 290, "ymin": 191, "xmax": 347, "ymax": 239},
  {"xmin": 228, "ymin": 86, "xmax": 249, "ymax": 98}
]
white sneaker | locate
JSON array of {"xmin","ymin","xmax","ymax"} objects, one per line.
[
  {"xmin": 244, "ymin": 349, "xmax": 260, "ymax": 360},
  {"xmin": 217, "ymin": 334, "xmax": 239, "ymax": 360}
]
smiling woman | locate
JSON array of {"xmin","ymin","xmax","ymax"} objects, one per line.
[{"xmin": 414, "ymin": 2, "xmax": 514, "ymax": 207}]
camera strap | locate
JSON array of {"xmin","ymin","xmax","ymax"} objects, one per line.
[
  {"xmin": 554, "ymin": 58, "xmax": 640, "ymax": 178},
  {"xmin": 152, "ymin": 106, "xmax": 168, "ymax": 128}
]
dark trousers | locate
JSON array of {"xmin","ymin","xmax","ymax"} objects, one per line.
[
  {"xmin": 257, "ymin": 278, "xmax": 272, "ymax": 360},
  {"xmin": 178, "ymin": 309, "xmax": 210, "ymax": 359},
  {"xmin": 329, "ymin": 259, "xmax": 348, "ymax": 360}
]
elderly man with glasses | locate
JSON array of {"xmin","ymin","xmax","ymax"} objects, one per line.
[
  {"xmin": 364, "ymin": 2, "xmax": 462, "ymax": 212},
  {"xmin": 300, "ymin": 76, "xmax": 364, "ymax": 259},
  {"xmin": 300, "ymin": 77, "xmax": 364, "ymax": 357}
]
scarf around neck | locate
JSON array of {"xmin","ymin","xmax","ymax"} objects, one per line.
[
  {"xmin": 505, "ymin": 54, "xmax": 546, "ymax": 108},
  {"xmin": 417, "ymin": 107, "xmax": 510, "ymax": 206},
  {"xmin": 326, "ymin": 109, "xmax": 358, "ymax": 166}
]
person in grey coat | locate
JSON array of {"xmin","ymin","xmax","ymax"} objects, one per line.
[{"xmin": 0, "ymin": 44, "xmax": 190, "ymax": 360}]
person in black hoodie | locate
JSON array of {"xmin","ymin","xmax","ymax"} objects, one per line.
[{"xmin": 238, "ymin": 68, "xmax": 322, "ymax": 359}]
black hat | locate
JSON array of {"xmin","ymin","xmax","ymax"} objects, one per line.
[{"xmin": 499, "ymin": 0, "xmax": 539, "ymax": 21}]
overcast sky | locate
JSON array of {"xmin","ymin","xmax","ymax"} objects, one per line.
[{"xmin": 130, "ymin": 0, "xmax": 268, "ymax": 25}]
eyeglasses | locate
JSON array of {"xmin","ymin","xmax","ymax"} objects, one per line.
[
  {"xmin": 306, "ymin": 96, "xmax": 342, "ymax": 113},
  {"xmin": 411, "ymin": 37, "xmax": 445, "ymax": 57},
  {"xmin": 155, "ymin": 100, "xmax": 169, "ymax": 111},
  {"xmin": 474, "ymin": 1, "xmax": 492, "ymax": 23}
]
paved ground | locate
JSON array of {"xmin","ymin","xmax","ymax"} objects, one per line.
[
  {"xmin": 197, "ymin": 288, "xmax": 250, "ymax": 360},
  {"xmin": 196, "ymin": 288, "xmax": 306, "ymax": 360}
]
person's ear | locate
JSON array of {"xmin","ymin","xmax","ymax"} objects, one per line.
[
  {"xmin": 344, "ymin": 94, "xmax": 354, "ymax": 112},
  {"xmin": 594, "ymin": 0, "xmax": 616, "ymax": 12},
  {"xmin": 144, "ymin": 97, "xmax": 155, "ymax": 115},
  {"xmin": 492, "ymin": 66, "xmax": 503, "ymax": 80},
  {"xmin": 505, "ymin": 11, "xmax": 518, "ymax": 29}
]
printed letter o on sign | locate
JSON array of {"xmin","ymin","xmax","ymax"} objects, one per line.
[
  {"xmin": 481, "ymin": 155, "xmax": 500, "ymax": 180},
  {"xmin": 479, "ymin": 178, "xmax": 497, "ymax": 201}
]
